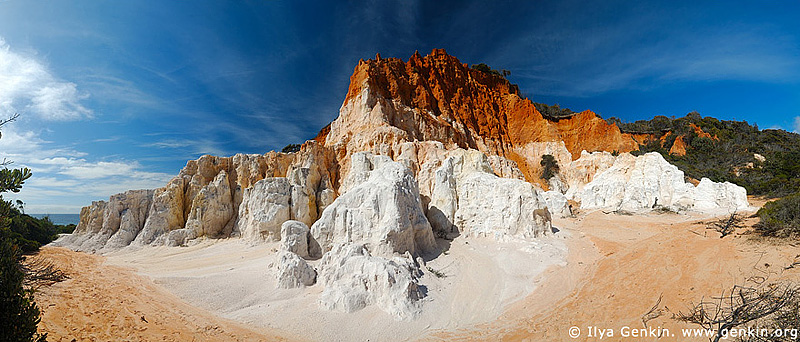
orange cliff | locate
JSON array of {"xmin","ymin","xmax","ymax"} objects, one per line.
[{"xmin": 318, "ymin": 49, "xmax": 641, "ymax": 182}]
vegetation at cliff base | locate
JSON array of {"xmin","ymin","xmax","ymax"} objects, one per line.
[
  {"xmin": 0, "ymin": 113, "xmax": 53, "ymax": 341},
  {"xmin": 604, "ymin": 111, "xmax": 800, "ymax": 238},
  {"xmin": 0, "ymin": 229, "xmax": 47, "ymax": 342},
  {"xmin": 754, "ymin": 193, "xmax": 800, "ymax": 238},
  {"xmin": 0, "ymin": 204, "xmax": 73, "ymax": 253}
]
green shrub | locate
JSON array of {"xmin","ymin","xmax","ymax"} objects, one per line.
[
  {"xmin": 0, "ymin": 229, "xmax": 47, "ymax": 342},
  {"xmin": 280, "ymin": 144, "xmax": 301, "ymax": 153},
  {"xmin": 533, "ymin": 103, "xmax": 578, "ymax": 119},
  {"xmin": 755, "ymin": 193, "xmax": 800, "ymax": 238},
  {"xmin": 540, "ymin": 154, "xmax": 559, "ymax": 180},
  {"xmin": 0, "ymin": 202, "xmax": 61, "ymax": 253},
  {"xmin": 470, "ymin": 63, "xmax": 503, "ymax": 77},
  {"xmin": 613, "ymin": 112, "xmax": 800, "ymax": 197}
]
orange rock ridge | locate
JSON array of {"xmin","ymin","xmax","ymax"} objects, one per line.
[{"xmin": 322, "ymin": 49, "xmax": 645, "ymax": 182}]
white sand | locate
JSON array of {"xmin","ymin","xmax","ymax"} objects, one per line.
[{"xmin": 105, "ymin": 233, "xmax": 568, "ymax": 341}]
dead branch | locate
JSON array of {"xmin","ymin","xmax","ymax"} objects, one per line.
[
  {"xmin": 677, "ymin": 282, "xmax": 800, "ymax": 342},
  {"xmin": 0, "ymin": 112, "xmax": 20, "ymax": 127},
  {"xmin": 642, "ymin": 293, "xmax": 664, "ymax": 328},
  {"xmin": 706, "ymin": 212, "xmax": 745, "ymax": 238}
]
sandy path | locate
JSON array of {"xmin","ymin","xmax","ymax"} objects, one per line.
[
  {"xmin": 33, "ymin": 247, "xmax": 291, "ymax": 342},
  {"xmin": 439, "ymin": 204, "xmax": 800, "ymax": 341}
]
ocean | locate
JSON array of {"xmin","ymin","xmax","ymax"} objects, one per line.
[{"xmin": 29, "ymin": 214, "xmax": 81, "ymax": 226}]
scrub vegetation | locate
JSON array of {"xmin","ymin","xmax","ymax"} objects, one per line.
[{"xmin": 607, "ymin": 112, "xmax": 800, "ymax": 238}]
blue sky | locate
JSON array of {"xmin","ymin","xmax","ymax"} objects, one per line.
[{"xmin": 1, "ymin": 1, "xmax": 799, "ymax": 213}]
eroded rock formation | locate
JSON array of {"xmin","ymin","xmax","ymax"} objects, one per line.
[
  {"xmin": 275, "ymin": 251, "xmax": 317, "ymax": 289},
  {"xmin": 427, "ymin": 150, "xmax": 554, "ymax": 239},
  {"xmin": 57, "ymin": 49, "xmax": 753, "ymax": 320},
  {"xmin": 310, "ymin": 155, "xmax": 437, "ymax": 258},
  {"xmin": 573, "ymin": 152, "xmax": 748, "ymax": 212},
  {"xmin": 321, "ymin": 49, "xmax": 642, "ymax": 186},
  {"xmin": 317, "ymin": 243, "xmax": 424, "ymax": 320}
]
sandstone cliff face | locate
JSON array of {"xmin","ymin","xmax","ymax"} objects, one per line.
[
  {"xmin": 63, "ymin": 142, "xmax": 337, "ymax": 250},
  {"xmin": 53, "ymin": 190, "xmax": 154, "ymax": 252},
  {"xmin": 322, "ymin": 49, "xmax": 641, "ymax": 186},
  {"xmin": 427, "ymin": 150, "xmax": 553, "ymax": 239}
]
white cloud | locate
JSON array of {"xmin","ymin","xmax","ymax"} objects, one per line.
[
  {"xmin": 0, "ymin": 37, "xmax": 92, "ymax": 120},
  {"xmin": 60, "ymin": 161, "xmax": 137, "ymax": 179},
  {"xmin": 1, "ymin": 124, "xmax": 173, "ymax": 213},
  {"xmin": 794, "ymin": 116, "xmax": 800, "ymax": 133}
]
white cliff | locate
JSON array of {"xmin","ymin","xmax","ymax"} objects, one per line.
[
  {"xmin": 236, "ymin": 177, "xmax": 292, "ymax": 241},
  {"xmin": 576, "ymin": 152, "xmax": 749, "ymax": 212},
  {"xmin": 310, "ymin": 155, "xmax": 437, "ymax": 258},
  {"xmin": 53, "ymin": 190, "xmax": 154, "ymax": 252},
  {"xmin": 427, "ymin": 150, "xmax": 554, "ymax": 239}
]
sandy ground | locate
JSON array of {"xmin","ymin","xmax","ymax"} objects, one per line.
[
  {"xmin": 32, "ymin": 247, "xmax": 289, "ymax": 342},
  {"xmin": 438, "ymin": 198, "xmax": 800, "ymax": 341},
  {"xmin": 35, "ymin": 197, "xmax": 800, "ymax": 341},
  {"xmin": 102, "ymin": 234, "xmax": 567, "ymax": 341}
]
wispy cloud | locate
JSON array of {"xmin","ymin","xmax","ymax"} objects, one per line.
[
  {"xmin": 793, "ymin": 117, "xmax": 800, "ymax": 133},
  {"xmin": 477, "ymin": 5, "xmax": 800, "ymax": 98},
  {"xmin": 0, "ymin": 37, "xmax": 92, "ymax": 120},
  {"xmin": 1, "ymin": 121, "xmax": 172, "ymax": 213}
]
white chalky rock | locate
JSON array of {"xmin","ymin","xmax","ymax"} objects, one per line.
[
  {"xmin": 562, "ymin": 150, "xmax": 617, "ymax": 201},
  {"xmin": 237, "ymin": 177, "xmax": 292, "ymax": 241},
  {"xmin": 134, "ymin": 176, "xmax": 186, "ymax": 245},
  {"xmin": 310, "ymin": 158, "xmax": 437, "ymax": 258},
  {"xmin": 692, "ymin": 177, "xmax": 749, "ymax": 211},
  {"xmin": 578, "ymin": 152, "xmax": 748, "ymax": 212},
  {"xmin": 542, "ymin": 190, "xmax": 571, "ymax": 218},
  {"xmin": 287, "ymin": 165, "xmax": 320, "ymax": 227},
  {"xmin": 428, "ymin": 150, "xmax": 553, "ymax": 239},
  {"xmin": 318, "ymin": 243, "xmax": 423, "ymax": 320},
  {"xmin": 280, "ymin": 220, "xmax": 310, "ymax": 258},
  {"xmin": 184, "ymin": 171, "xmax": 234, "ymax": 239},
  {"xmin": 275, "ymin": 251, "xmax": 316, "ymax": 289},
  {"xmin": 54, "ymin": 190, "xmax": 154, "ymax": 252}
]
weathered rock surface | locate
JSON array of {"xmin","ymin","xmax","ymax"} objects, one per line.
[
  {"xmin": 578, "ymin": 152, "xmax": 748, "ymax": 212},
  {"xmin": 311, "ymin": 156, "xmax": 437, "ymax": 258},
  {"xmin": 561, "ymin": 151, "xmax": 617, "ymax": 200},
  {"xmin": 427, "ymin": 150, "xmax": 553, "ymax": 239},
  {"xmin": 64, "ymin": 50, "xmax": 699, "ymax": 254},
  {"xmin": 59, "ymin": 141, "xmax": 339, "ymax": 251},
  {"xmin": 542, "ymin": 190, "xmax": 571, "ymax": 218},
  {"xmin": 693, "ymin": 178, "xmax": 749, "ymax": 211},
  {"xmin": 236, "ymin": 177, "xmax": 291, "ymax": 241},
  {"xmin": 321, "ymin": 49, "xmax": 644, "ymax": 188},
  {"xmin": 134, "ymin": 176, "xmax": 186, "ymax": 245},
  {"xmin": 53, "ymin": 190, "xmax": 154, "ymax": 252},
  {"xmin": 275, "ymin": 251, "xmax": 316, "ymax": 289},
  {"xmin": 280, "ymin": 220, "xmax": 310, "ymax": 258},
  {"xmin": 184, "ymin": 171, "xmax": 235, "ymax": 239},
  {"xmin": 318, "ymin": 243, "xmax": 423, "ymax": 320}
]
